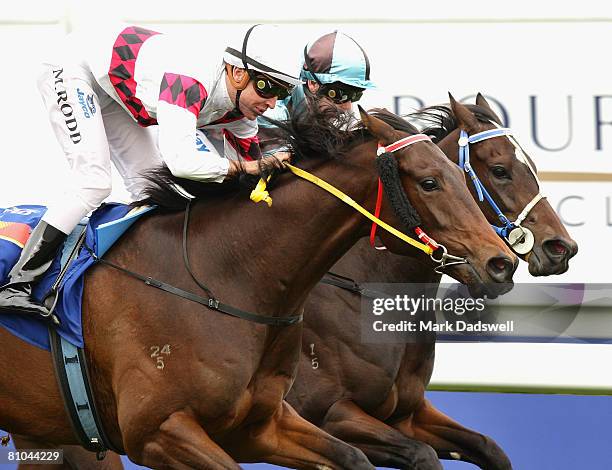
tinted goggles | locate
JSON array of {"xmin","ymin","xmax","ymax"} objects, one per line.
[
  {"xmin": 251, "ymin": 72, "xmax": 294, "ymax": 100},
  {"xmin": 319, "ymin": 83, "xmax": 364, "ymax": 104}
]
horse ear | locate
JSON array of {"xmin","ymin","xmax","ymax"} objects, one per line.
[
  {"xmin": 358, "ymin": 105, "xmax": 396, "ymax": 143},
  {"xmin": 476, "ymin": 92, "xmax": 503, "ymax": 124},
  {"xmin": 475, "ymin": 92, "xmax": 492, "ymax": 110},
  {"xmin": 448, "ymin": 92, "xmax": 479, "ymax": 133}
]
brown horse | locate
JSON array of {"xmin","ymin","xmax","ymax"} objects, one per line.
[
  {"xmin": 286, "ymin": 95, "xmax": 577, "ymax": 469},
  {"xmin": 0, "ymin": 107, "xmax": 516, "ymax": 469},
  {"xmin": 429, "ymin": 94, "xmax": 577, "ymax": 275}
]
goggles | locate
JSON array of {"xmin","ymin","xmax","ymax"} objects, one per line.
[
  {"xmin": 318, "ymin": 83, "xmax": 364, "ymax": 104},
  {"xmin": 251, "ymin": 72, "xmax": 294, "ymax": 100}
]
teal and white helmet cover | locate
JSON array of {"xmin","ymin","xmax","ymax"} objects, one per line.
[
  {"xmin": 258, "ymin": 30, "xmax": 374, "ymax": 130},
  {"xmin": 301, "ymin": 30, "xmax": 375, "ymax": 89}
]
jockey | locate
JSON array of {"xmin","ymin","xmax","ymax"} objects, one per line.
[
  {"xmin": 0, "ymin": 24, "xmax": 301, "ymax": 321},
  {"xmin": 258, "ymin": 29, "xmax": 375, "ymax": 129}
]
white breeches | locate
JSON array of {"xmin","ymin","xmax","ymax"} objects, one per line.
[{"xmin": 37, "ymin": 61, "xmax": 162, "ymax": 234}]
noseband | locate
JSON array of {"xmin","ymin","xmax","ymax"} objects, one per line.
[{"xmin": 457, "ymin": 123, "xmax": 544, "ymax": 255}]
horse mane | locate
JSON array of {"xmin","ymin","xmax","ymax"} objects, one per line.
[
  {"xmin": 135, "ymin": 105, "xmax": 420, "ymax": 211},
  {"xmin": 363, "ymin": 107, "xmax": 420, "ymax": 135},
  {"xmin": 410, "ymin": 104, "xmax": 502, "ymax": 144}
]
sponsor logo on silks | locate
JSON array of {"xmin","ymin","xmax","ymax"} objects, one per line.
[
  {"xmin": 77, "ymin": 88, "xmax": 93, "ymax": 119},
  {"xmin": 195, "ymin": 134, "xmax": 210, "ymax": 152},
  {"xmin": 0, "ymin": 221, "xmax": 31, "ymax": 248},
  {"xmin": 86, "ymin": 93, "xmax": 97, "ymax": 116},
  {"xmin": 53, "ymin": 68, "xmax": 81, "ymax": 144}
]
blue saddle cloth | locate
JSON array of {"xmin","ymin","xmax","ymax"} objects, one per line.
[{"xmin": 0, "ymin": 203, "xmax": 155, "ymax": 350}]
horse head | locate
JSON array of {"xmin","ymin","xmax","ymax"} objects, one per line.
[
  {"xmin": 358, "ymin": 107, "xmax": 517, "ymax": 298},
  {"xmin": 418, "ymin": 93, "xmax": 578, "ymax": 276}
]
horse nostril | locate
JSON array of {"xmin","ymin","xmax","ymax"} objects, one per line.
[
  {"xmin": 491, "ymin": 258, "xmax": 508, "ymax": 271},
  {"xmin": 543, "ymin": 239, "xmax": 571, "ymax": 259},
  {"xmin": 486, "ymin": 256, "xmax": 517, "ymax": 283}
]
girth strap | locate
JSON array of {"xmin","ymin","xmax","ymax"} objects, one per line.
[
  {"xmin": 88, "ymin": 249, "xmax": 303, "ymax": 327},
  {"xmin": 47, "ymin": 222, "xmax": 117, "ymax": 458},
  {"xmin": 49, "ymin": 329, "xmax": 117, "ymax": 457}
]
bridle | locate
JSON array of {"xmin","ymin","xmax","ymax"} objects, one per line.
[
  {"xmin": 371, "ymin": 134, "xmax": 468, "ymax": 274},
  {"xmin": 457, "ymin": 122, "xmax": 544, "ymax": 255}
]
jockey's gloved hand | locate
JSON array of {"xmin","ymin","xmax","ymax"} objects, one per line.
[
  {"xmin": 268, "ymin": 151, "xmax": 291, "ymax": 168},
  {"xmin": 255, "ymin": 151, "xmax": 291, "ymax": 177},
  {"xmin": 228, "ymin": 151, "xmax": 292, "ymax": 177}
]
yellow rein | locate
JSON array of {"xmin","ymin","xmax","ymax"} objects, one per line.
[{"xmin": 250, "ymin": 163, "xmax": 433, "ymax": 255}]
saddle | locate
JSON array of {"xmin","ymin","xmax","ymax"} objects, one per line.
[{"xmin": 0, "ymin": 203, "xmax": 155, "ymax": 350}]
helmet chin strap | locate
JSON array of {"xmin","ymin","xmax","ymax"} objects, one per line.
[
  {"xmin": 224, "ymin": 63, "xmax": 249, "ymax": 114},
  {"xmin": 234, "ymin": 89, "xmax": 243, "ymax": 113}
]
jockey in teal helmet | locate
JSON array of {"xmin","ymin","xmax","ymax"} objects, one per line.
[{"xmin": 259, "ymin": 30, "xmax": 375, "ymax": 127}]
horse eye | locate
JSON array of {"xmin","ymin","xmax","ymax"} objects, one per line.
[
  {"xmin": 419, "ymin": 178, "xmax": 439, "ymax": 192},
  {"xmin": 491, "ymin": 165, "xmax": 510, "ymax": 179}
]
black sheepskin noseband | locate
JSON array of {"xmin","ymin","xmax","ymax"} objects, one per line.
[{"xmin": 375, "ymin": 152, "xmax": 422, "ymax": 231}]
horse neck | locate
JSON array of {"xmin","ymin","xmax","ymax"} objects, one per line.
[{"xmin": 188, "ymin": 154, "xmax": 379, "ymax": 315}]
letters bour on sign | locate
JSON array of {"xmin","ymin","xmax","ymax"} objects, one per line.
[{"xmin": 394, "ymin": 94, "xmax": 612, "ymax": 153}]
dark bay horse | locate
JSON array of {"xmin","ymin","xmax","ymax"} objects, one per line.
[
  {"xmin": 0, "ymin": 107, "xmax": 516, "ymax": 469},
  {"xmin": 426, "ymin": 94, "xmax": 577, "ymax": 275},
  {"xmin": 286, "ymin": 95, "xmax": 577, "ymax": 469}
]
